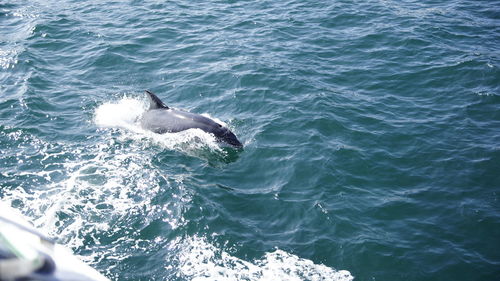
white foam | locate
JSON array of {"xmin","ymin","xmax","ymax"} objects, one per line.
[
  {"xmin": 94, "ymin": 97, "xmax": 145, "ymax": 131},
  {"xmin": 1, "ymin": 127, "xmax": 187, "ymax": 250},
  {"xmin": 176, "ymin": 236, "xmax": 353, "ymax": 281}
]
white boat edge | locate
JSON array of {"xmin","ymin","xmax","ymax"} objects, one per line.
[{"xmin": 0, "ymin": 202, "xmax": 110, "ymax": 281}]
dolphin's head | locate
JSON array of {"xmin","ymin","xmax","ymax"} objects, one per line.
[{"xmin": 214, "ymin": 125, "xmax": 243, "ymax": 148}]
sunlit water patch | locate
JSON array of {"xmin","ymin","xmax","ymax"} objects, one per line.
[{"xmin": 0, "ymin": 48, "xmax": 19, "ymax": 69}]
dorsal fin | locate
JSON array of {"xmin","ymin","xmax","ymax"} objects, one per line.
[{"xmin": 145, "ymin": 90, "xmax": 169, "ymax": 110}]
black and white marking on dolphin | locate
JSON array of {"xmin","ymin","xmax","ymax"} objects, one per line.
[{"xmin": 140, "ymin": 90, "xmax": 243, "ymax": 148}]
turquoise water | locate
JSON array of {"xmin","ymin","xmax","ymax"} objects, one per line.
[{"xmin": 1, "ymin": 0, "xmax": 499, "ymax": 280}]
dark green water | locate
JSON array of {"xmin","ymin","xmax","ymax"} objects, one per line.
[{"xmin": 1, "ymin": 0, "xmax": 499, "ymax": 280}]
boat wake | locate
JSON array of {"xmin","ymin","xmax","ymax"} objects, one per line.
[
  {"xmin": 175, "ymin": 236, "xmax": 353, "ymax": 281},
  {"xmin": 1, "ymin": 95, "xmax": 351, "ymax": 280}
]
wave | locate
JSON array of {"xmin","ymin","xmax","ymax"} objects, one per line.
[{"xmin": 175, "ymin": 236, "xmax": 353, "ymax": 281}]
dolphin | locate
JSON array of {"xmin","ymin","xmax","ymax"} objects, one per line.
[{"xmin": 139, "ymin": 90, "xmax": 243, "ymax": 148}]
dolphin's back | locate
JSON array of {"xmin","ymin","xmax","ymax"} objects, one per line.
[
  {"xmin": 139, "ymin": 91, "xmax": 243, "ymax": 147},
  {"xmin": 140, "ymin": 108, "xmax": 221, "ymax": 134}
]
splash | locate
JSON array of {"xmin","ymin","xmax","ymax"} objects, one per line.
[
  {"xmin": 176, "ymin": 236, "xmax": 353, "ymax": 281},
  {"xmin": 1, "ymin": 127, "xmax": 188, "ymax": 250},
  {"xmin": 94, "ymin": 97, "xmax": 145, "ymax": 131}
]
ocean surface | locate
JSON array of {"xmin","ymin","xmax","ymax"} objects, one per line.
[{"xmin": 1, "ymin": 0, "xmax": 499, "ymax": 280}]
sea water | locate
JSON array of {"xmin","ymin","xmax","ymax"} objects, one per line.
[{"xmin": 1, "ymin": 0, "xmax": 499, "ymax": 280}]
